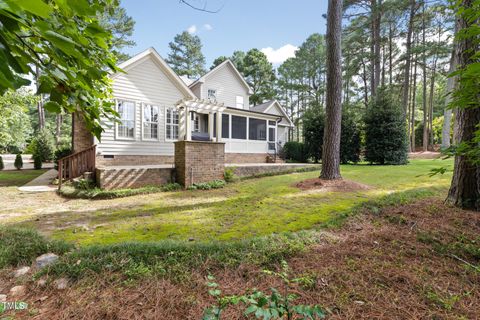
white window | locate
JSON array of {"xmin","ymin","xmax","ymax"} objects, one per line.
[
  {"xmin": 166, "ymin": 108, "xmax": 179, "ymax": 140},
  {"xmin": 207, "ymin": 89, "xmax": 217, "ymax": 101},
  {"xmin": 117, "ymin": 100, "xmax": 135, "ymax": 139},
  {"xmin": 143, "ymin": 104, "xmax": 159, "ymax": 140},
  {"xmin": 236, "ymin": 96, "xmax": 244, "ymax": 109}
]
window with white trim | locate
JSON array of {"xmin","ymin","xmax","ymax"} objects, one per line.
[
  {"xmin": 236, "ymin": 96, "xmax": 244, "ymax": 109},
  {"xmin": 117, "ymin": 100, "xmax": 135, "ymax": 139},
  {"xmin": 166, "ymin": 108, "xmax": 179, "ymax": 140},
  {"xmin": 143, "ymin": 104, "xmax": 159, "ymax": 140},
  {"xmin": 207, "ymin": 89, "xmax": 217, "ymax": 101}
]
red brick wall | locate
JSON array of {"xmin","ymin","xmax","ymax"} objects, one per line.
[
  {"xmin": 175, "ymin": 141, "xmax": 225, "ymax": 186},
  {"xmin": 96, "ymin": 167, "xmax": 174, "ymax": 190},
  {"xmin": 96, "ymin": 155, "xmax": 174, "ymax": 166}
]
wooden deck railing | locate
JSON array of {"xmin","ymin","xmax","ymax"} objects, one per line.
[{"xmin": 58, "ymin": 145, "xmax": 96, "ymax": 189}]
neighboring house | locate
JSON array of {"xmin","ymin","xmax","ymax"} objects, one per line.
[{"xmin": 74, "ymin": 47, "xmax": 294, "ymax": 166}]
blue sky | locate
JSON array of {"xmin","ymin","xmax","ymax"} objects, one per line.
[{"xmin": 121, "ymin": 0, "xmax": 328, "ymax": 67}]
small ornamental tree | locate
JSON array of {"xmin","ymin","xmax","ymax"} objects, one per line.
[
  {"xmin": 0, "ymin": 156, "xmax": 4, "ymax": 170},
  {"xmin": 340, "ymin": 110, "xmax": 362, "ymax": 164},
  {"xmin": 32, "ymin": 129, "xmax": 55, "ymax": 162},
  {"xmin": 33, "ymin": 155, "xmax": 42, "ymax": 170},
  {"xmin": 365, "ymin": 88, "xmax": 408, "ymax": 165},
  {"xmin": 14, "ymin": 154, "xmax": 23, "ymax": 170}
]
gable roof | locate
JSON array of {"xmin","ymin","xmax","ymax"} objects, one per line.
[
  {"xmin": 251, "ymin": 100, "xmax": 294, "ymax": 127},
  {"xmin": 250, "ymin": 100, "xmax": 275, "ymax": 113},
  {"xmin": 111, "ymin": 47, "xmax": 196, "ymax": 99},
  {"xmin": 189, "ymin": 59, "xmax": 253, "ymax": 95}
]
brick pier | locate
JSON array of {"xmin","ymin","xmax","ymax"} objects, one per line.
[{"xmin": 174, "ymin": 141, "xmax": 225, "ymax": 187}]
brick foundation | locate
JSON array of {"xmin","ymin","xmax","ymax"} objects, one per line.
[
  {"xmin": 225, "ymin": 153, "xmax": 268, "ymax": 163},
  {"xmin": 72, "ymin": 112, "xmax": 94, "ymax": 152},
  {"xmin": 96, "ymin": 167, "xmax": 174, "ymax": 190},
  {"xmin": 175, "ymin": 141, "xmax": 225, "ymax": 186},
  {"xmin": 96, "ymin": 155, "xmax": 174, "ymax": 166}
]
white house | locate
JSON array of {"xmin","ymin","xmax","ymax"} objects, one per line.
[{"xmin": 90, "ymin": 47, "xmax": 294, "ymax": 166}]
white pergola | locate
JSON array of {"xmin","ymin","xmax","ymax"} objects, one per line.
[{"xmin": 175, "ymin": 98, "xmax": 226, "ymax": 142}]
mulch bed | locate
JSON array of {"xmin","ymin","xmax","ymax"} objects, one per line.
[
  {"xmin": 295, "ymin": 178, "xmax": 372, "ymax": 192},
  {"xmin": 1, "ymin": 197, "xmax": 479, "ymax": 319}
]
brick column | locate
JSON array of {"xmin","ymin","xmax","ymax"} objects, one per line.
[
  {"xmin": 72, "ymin": 112, "xmax": 94, "ymax": 152},
  {"xmin": 174, "ymin": 141, "xmax": 225, "ymax": 187}
]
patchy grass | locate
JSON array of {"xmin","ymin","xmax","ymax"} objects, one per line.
[
  {"xmin": 58, "ymin": 183, "xmax": 182, "ymax": 200},
  {"xmin": 6, "ymin": 159, "xmax": 453, "ymax": 246},
  {"xmin": 0, "ymin": 169, "xmax": 47, "ymax": 187},
  {"xmin": 0, "ymin": 227, "xmax": 72, "ymax": 268},
  {"xmin": 1, "ymin": 197, "xmax": 478, "ymax": 319}
]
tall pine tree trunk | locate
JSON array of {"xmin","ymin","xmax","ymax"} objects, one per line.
[
  {"xmin": 321, "ymin": 0, "xmax": 343, "ymax": 180},
  {"xmin": 428, "ymin": 56, "xmax": 438, "ymax": 149},
  {"xmin": 402, "ymin": 0, "xmax": 416, "ymax": 115},
  {"xmin": 447, "ymin": 0, "xmax": 480, "ymax": 210},
  {"xmin": 410, "ymin": 53, "xmax": 418, "ymax": 152},
  {"xmin": 442, "ymin": 51, "xmax": 456, "ymax": 148}
]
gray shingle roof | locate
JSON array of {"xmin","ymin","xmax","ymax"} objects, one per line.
[{"xmin": 249, "ymin": 100, "xmax": 275, "ymax": 113}]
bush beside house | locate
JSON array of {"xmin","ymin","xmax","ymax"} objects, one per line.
[
  {"xmin": 283, "ymin": 141, "xmax": 307, "ymax": 163},
  {"xmin": 0, "ymin": 156, "xmax": 3, "ymax": 170}
]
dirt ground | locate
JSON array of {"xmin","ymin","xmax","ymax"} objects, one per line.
[
  {"xmin": 1, "ymin": 196, "xmax": 478, "ymax": 319},
  {"xmin": 295, "ymin": 178, "xmax": 371, "ymax": 192}
]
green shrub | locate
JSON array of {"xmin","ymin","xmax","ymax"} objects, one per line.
[
  {"xmin": 54, "ymin": 146, "xmax": 72, "ymax": 170},
  {"xmin": 224, "ymin": 167, "xmax": 237, "ymax": 182},
  {"xmin": 14, "ymin": 153, "xmax": 23, "ymax": 170},
  {"xmin": 302, "ymin": 104, "xmax": 362, "ymax": 164},
  {"xmin": 340, "ymin": 110, "xmax": 362, "ymax": 164},
  {"xmin": 365, "ymin": 87, "xmax": 408, "ymax": 165},
  {"xmin": 303, "ymin": 105, "xmax": 325, "ymax": 162},
  {"xmin": 188, "ymin": 180, "xmax": 226, "ymax": 190},
  {"xmin": 31, "ymin": 129, "xmax": 55, "ymax": 162},
  {"xmin": 161, "ymin": 182, "xmax": 182, "ymax": 192},
  {"xmin": 33, "ymin": 155, "xmax": 42, "ymax": 170},
  {"xmin": 73, "ymin": 178, "xmax": 94, "ymax": 190},
  {"xmin": 0, "ymin": 227, "xmax": 72, "ymax": 268},
  {"xmin": 283, "ymin": 141, "xmax": 307, "ymax": 163},
  {"xmin": 0, "ymin": 156, "xmax": 4, "ymax": 170}
]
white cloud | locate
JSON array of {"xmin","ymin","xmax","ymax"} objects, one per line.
[
  {"xmin": 203, "ymin": 23, "xmax": 213, "ymax": 31},
  {"xmin": 187, "ymin": 25, "xmax": 197, "ymax": 34},
  {"xmin": 261, "ymin": 44, "xmax": 298, "ymax": 64}
]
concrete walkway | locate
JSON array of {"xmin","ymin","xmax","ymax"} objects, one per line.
[{"xmin": 18, "ymin": 169, "xmax": 58, "ymax": 192}]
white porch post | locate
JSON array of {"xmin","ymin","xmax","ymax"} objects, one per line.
[
  {"xmin": 185, "ymin": 106, "xmax": 191, "ymax": 141},
  {"xmin": 216, "ymin": 112, "xmax": 222, "ymax": 142},
  {"xmin": 208, "ymin": 112, "xmax": 214, "ymax": 140}
]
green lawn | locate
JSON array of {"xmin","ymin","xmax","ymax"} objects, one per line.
[
  {"xmin": 0, "ymin": 169, "xmax": 47, "ymax": 187},
  {"xmin": 12, "ymin": 158, "xmax": 451, "ymax": 246}
]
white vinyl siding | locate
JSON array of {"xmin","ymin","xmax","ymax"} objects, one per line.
[
  {"xmin": 98, "ymin": 55, "xmax": 186, "ymax": 156},
  {"xmin": 200, "ymin": 64, "xmax": 249, "ymax": 108}
]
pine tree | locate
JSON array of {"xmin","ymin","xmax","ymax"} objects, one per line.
[
  {"xmin": 167, "ymin": 31, "xmax": 206, "ymax": 78},
  {"xmin": 242, "ymin": 49, "xmax": 276, "ymax": 105},
  {"xmin": 321, "ymin": 0, "xmax": 344, "ymax": 180}
]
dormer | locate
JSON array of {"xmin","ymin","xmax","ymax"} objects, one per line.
[{"xmin": 189, "ymin": 60, "xmax": 253, "ymax": 109}]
